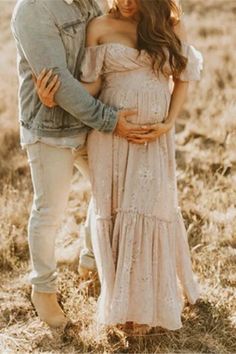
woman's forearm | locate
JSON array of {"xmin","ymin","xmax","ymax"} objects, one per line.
[
  {"xmin": 165, "ymin": 79, "xmax": 189, "ymax": 125},
  {"xmin": 80, "ymin": 77, "xmax": 102, "ymax": 97}
]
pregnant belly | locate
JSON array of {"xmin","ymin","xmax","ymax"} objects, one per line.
[{"xmin": 99, "ymin": 84, "xmax": 171, "ymax": 125}]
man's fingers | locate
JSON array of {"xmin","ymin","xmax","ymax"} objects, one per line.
[
  {"xmin": 130, "ymin": 123, "xmax": 152, "ymax": 131},
  {"xmin": 127, "ymin": 133, "xmax": 152, "ymax": 139},
  {"xmin": 128, "ymin": 132, "xmax": 159, "ymax": 141},
  {"xmin": 128, "ymin": 130, "xmax": 157, "ymax": 138},
  {"xmin": 126, "ymin": 123, "xmax": 151, "ymax": 132},
  {"xmin": 119, "ymin": 110, "xmax": 156, "ymax": 131},
  {"xmin": 128, "ymin": 138, "xmax": 156, "ymax": 144},
  {"xmin": 122, "ymin": 109, "xmax": 137, "ymax": 117},
  {"xmin": 127, "ymin": 129, "xmax": 152, "ymax": 135},
  {"xmin": 127, "ymin": 135, "xmax": 150, "ymax": 141},
  {"xmin": 147, "ymin": 123, "xmax": 160, "ymax": 131}
]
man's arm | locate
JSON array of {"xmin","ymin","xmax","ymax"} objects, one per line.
[{"xmin": 11, "ymin": 0, "xmax": 118, "ymax": 133}]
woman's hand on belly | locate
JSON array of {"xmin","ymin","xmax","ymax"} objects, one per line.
[{"xmin": 126, "ymin": 120, "xmax": 174, "ymax": 144}]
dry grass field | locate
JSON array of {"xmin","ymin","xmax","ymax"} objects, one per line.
[{"xmin": 0, "ymin": 0, "xmax": 236, "ymax": 353}]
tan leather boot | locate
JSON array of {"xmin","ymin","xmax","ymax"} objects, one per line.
[
  {"xmin": 78, "ymin": 264, "xmax": 95, "ymax": 280},
  {"xmin": 31, "ymin": 290, "xmax": 68, "ymax": 329}
]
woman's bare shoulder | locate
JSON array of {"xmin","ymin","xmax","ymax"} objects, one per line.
[{"xmin": 86, "ymin": 14, "xmax": 114, "ymax": 46}]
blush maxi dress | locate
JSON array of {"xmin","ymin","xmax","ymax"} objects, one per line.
[{"xmin": 80, "ymin": 42, "xmax": 203, "ymax": 330}]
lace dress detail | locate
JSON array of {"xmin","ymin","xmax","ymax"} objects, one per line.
[{"xmin": 81, "ymin": 42, "xmax": 203, "ymax": 330}]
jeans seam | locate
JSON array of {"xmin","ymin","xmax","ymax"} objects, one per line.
[{"xmin": 38, "ymin": 143, "xmax": 46, "ymax": 207}]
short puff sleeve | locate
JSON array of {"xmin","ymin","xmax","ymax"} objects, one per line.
[
  {"xmin": 176, "ymin": 43, "xmax": 203, "ymax": 81},
  {"xmin": 80, "ymin": 45, "xmax": 106, "ymax": 83}
]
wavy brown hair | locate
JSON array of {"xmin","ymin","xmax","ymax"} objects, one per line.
[{"xmin": 110, "ymin": 0, "xmax": 187, "ymax": 77}]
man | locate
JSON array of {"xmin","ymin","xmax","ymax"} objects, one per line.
[{"xmin": 11, "ymin": 0, "xmax": 150, "ymax": 329}]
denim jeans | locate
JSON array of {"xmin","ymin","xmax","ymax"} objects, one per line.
[{"xmin": 27, "ymin": 142, "xmax": 95, "ymax": 293}]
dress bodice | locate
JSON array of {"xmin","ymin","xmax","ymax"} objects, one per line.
[
  {"xmin": 80, "ymin": 42, "xmax": 203, "ymax": 83},
  {"xmin": 80, "ymin": 42, "xmax": 203, "ymax": 124}
]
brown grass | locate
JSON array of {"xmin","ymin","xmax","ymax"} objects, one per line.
[{"xmin": 0, "ymin": 0, "xmax": 236, "ymax": 353}]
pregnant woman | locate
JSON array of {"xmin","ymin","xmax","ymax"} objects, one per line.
[{"xmin": 35, "ymin": 0, "xmax": 203, "ymax": 333}]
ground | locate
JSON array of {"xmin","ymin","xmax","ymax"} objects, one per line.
[{"xmin": 0, "ymin": 0, "xmax": 235, "ymax": 353}]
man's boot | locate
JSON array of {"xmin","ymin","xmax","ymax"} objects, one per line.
[
  {"xmin": 78, "ymin": 264, "xmax": 96, "ymax": 280},
  {"xmin": 31, "ymin": 290, "xmax": 68, "ymax": 329}
]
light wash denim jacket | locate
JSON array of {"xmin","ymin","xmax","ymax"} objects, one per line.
[{"xmin": 11, "ymin": 0, "xmax": 118, "ymax": 137}]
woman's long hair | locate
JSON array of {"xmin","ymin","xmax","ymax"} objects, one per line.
[{"xmin": 110, "ymin": 0, "xmax": 187, "ymax": 76}]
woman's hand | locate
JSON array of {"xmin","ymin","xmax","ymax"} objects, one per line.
[
  {"xmin": 32, "ymin": 68, "xmax": 61, "ymax": 108},
  {"xmin": 127, "ymin": 119, "xmax": 174, "ymax": 144}
]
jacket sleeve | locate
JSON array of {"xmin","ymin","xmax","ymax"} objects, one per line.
[{"xmin": 11, "ymin": 0, "xmax": 118, "ymax": 133}]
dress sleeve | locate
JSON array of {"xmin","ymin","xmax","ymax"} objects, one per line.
[
  {"xmin": 176, "ymin": 43, "xmax": 203, "ymax": 81},
  {"xmin": 80, "ymin": 45, "xmax": 107, "ymax": 83}
]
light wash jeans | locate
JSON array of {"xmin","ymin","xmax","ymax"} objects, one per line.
[{"xmin": 27, "ymin": 142, "xmax": 95, "ymax": 293}]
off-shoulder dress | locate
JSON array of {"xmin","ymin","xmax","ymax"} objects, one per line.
[{"xmin": 80, "ymin": 42, "xmax": 203, "ymax": 330}]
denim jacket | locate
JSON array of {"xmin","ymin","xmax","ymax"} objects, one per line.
[{"xmin": 11, "ymin": 0, "xmax": 118, "ymax": 137}]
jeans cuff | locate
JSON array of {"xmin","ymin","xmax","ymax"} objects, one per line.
[
  {"xmin": 79, "ymin": 251, "xmax": 96, "ymax": 270},
  {"xmin": 32, "ymin": 284, "xmax": 57, "ymax": 293}
]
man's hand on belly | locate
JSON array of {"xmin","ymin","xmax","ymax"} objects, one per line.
[{"xmin": 114, "ymin": 110, "xmax": 154, "ymax": 144}]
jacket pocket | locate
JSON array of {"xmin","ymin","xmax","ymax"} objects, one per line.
[
  {"xmin": 60, "ymin": 18, "xmax": 85, "ymax": 36},
  {"xmin": 59, "ymin": 19, "xmax": 86, "ymax": 71}
]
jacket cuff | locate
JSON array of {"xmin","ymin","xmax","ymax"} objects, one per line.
[{"xmin": 100, "ymin": 107, "xmax": 119, "ymax": 133}]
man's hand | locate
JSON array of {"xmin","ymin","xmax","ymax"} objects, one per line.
[
  {"xmin": 115, "ymin": 111, "xmax": 174, "ymax": 144},
  {"xmin": 115, "ymin": 110, "xmax": 152, "ymax": 143}
]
